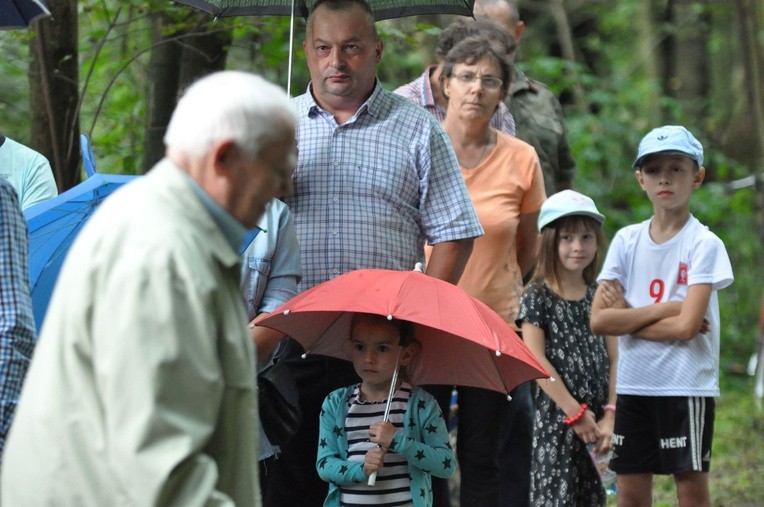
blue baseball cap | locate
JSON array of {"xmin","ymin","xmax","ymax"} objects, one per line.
[
  {"xmin": 633, "ymin": 125, "xmax": 704, "ymax": 168},
  {"xmin": 538, "ymin": 190, "xmax": 605, "ymax": 231}
]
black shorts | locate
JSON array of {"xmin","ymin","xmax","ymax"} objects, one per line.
[{"xmin": 610, "ymin": 395, "xmax": 715, "ymax": 475}]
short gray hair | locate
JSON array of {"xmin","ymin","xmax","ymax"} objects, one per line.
[
  {"xmin": 442, "ymin": 36, "xmax": 513, "ymax": 95},
  {"xmin": 164, "ymin": 71, "xmax": 296, "ymax": 160}
]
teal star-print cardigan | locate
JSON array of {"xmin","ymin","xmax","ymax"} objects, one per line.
[{"xmin": 317, "ymin": 385, "xmax": 455, "ymax": 507}]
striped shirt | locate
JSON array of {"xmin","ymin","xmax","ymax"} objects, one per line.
[
  {"xmin": 287, "ymin": 82, "xmax": 483, "ymax": 291},
  {"xmin": 341, "ymin": 384, "xmax": 413, "ymax": 506},
  {"xmin": 0, "ymin": 177, "xmax": 36, "ymax": 455},
  {"xmin": 393, "ymin": 66, "xmax": 516, "ymax": 135}
]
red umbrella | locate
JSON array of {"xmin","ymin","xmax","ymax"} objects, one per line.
[{"xmin": 258, "ymin": 268, "xmax": 549, "ymax": 396}]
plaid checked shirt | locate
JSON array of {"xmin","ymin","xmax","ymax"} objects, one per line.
[
  {"xmin": 286, "ymin": 82, "xmax": 483, "ymax": 291},
  {"xmin": 0, "ymin": 177, "xmax": 35, "ymax": 456},
  {"xmin": 393, "ymin": 66, "xmax": 516, "ymax": 135}
]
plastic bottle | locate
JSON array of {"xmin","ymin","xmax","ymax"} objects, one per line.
[{"xmin": 587, "ymin": 443, "xmax": 618, "ymax": 495}]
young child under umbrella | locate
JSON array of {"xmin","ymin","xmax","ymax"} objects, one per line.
[{"xmin": 316, "ymin": 313, "xmax": 455, "ymax": 507}]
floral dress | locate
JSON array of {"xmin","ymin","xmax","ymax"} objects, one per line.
[{"xmin": 517, "ymin": 281, "xmax": 610, "ymax": 506}]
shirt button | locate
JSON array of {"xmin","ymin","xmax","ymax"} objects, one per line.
[
  {"xmin": 332, "ymin": 229, "xmax": 338, "ymax": 235},
  {"xmin": 333, "ymin": 268, "xmax": 339, "ymax": 274},
  {"xmin": 333, "ymin": 160, "xmax": 340, "ymax": 167},
  {"xmin": 333, "ymin": 196, "xmax": 339, "ymax": 202}
]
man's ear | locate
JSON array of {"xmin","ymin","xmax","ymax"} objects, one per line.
[
  {"xmin": 375, "ymin": 39, "xmax": 383, "ymax": 64},
  {"xmin": 212, "ymin": 140, "xmax": 237, "ymax": 175},
  {"xmin": 515, "ymin": 20, "xmax": 526, "ymax": 44}
]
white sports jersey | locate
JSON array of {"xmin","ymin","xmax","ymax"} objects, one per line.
[{"xmin": 598, "ymin": 216, "xmax": 733, "ymax": 396}]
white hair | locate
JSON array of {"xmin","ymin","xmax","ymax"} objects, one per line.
[{"xmin": 164, "ymin": 71, "xmax": 297, "ymax": 159}]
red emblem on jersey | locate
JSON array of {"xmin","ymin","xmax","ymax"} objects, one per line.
[{"xmin": 677, "ymin": 262, "xmax": 688, "ymax": 285}]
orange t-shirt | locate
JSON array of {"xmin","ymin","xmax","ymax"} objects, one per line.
[{"xmin": 427, "ymin": 131, "xmax": 546, "ymax": 325}]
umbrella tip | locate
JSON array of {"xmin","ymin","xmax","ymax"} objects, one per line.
[
  {"xmin": 301, "ymin": 353, "xmax": 307, "ymax": 359},
  {"xmin": 284, "ymin": 309, "xmax": 290, "ymax": 315},
  {"xmin": 387, "ymin": 314, "xmax": 393, "ymax": 320},
  {"xmin": 506, "ymin": 394, "xmax": 513, "ymax": 401},
  {"xmin": 495, "ymin": 350, "xmax": 501, "ymax": 357},
  {"xmin": 413, "ymin": 262, "xmax": 424, "ymax": 273},
  {"xmin": 549, "ymin": 376, "xmax": 556, "ymax": 382}
]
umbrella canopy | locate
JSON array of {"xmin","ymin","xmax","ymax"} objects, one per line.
[
  {"xmin": 174, "ymin": 0, "xmax": 474, "ymax": 20},
  {"xmin": 173, "ymin": 0, "xmax": 474, "ymax": 94},
  {"xmin": 258, "ymin": 268, "xmax": 549, "ymax": 396},
  {"xmin": 24, "ymin": 172, "xmax": 138, "ymax": 330},
  {"xmin": 0, "ymin": 0, "xmax": 50, "ymax": 29}
]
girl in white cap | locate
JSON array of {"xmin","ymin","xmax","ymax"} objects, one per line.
[{"xmin": 516, "ymin": 190, "xmax": 617, "ymax": 506}]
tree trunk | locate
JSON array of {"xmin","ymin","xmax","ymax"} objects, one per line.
[
  {"xmin": 663, "ymin": 0, "xmax": 711, "ymax": 123},
  {"xmin": 735, "ymin": 0, "xmax": 764, "ymax": 170},
  {"xmin": 142, "ymin": 12, "xmax": 183, "ymax": 173},
  {"xmin": 28, "ymin": 0, "xmax": 80, "ymax": 191},
  {"xmin": 548, "ymin": 0, "xmax": 588, "ymax": 111},
  {"xmin": 638, "ymin": 0, "xmax": 662, "ymax": 123},
  {"xmin": 142, "ymin": 15, "xmax": 233, "ymax": 173},
  {"xmin": 177, "ymin": 18, "xmax": 233, "ymax": 91}
]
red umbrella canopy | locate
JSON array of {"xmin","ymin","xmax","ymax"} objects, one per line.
[{"xmin": 258, "ymin": 269, "xmax": 549, "ymax": 396}]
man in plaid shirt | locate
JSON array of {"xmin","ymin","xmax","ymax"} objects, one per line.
[
  {"xmin": 263, "ymin": 1, "xmax": 483, "ymax": 505},
  {"xmin": 0, "ymin": 177, "xmax": 35, "ymax": 459}
]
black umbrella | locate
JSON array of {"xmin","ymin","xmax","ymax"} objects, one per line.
[
  {"xmin": 0, "ymin": 0, "xmax": 50, "ymax": 29},
  {"xmin": 174, "ymin": 0, "xmax": 474, "ymax": 20},
  {"xmin": 173, "ymin": 0, "xmax": 474, "ymax": 92}
]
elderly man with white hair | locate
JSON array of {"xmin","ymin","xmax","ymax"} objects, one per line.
[{"xmin": 1, "ymin": 71, "xmax": 297, "ymax": 506}]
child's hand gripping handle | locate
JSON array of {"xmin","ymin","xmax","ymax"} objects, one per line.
[{"xmin": 368, "ymin": 348, "xmax": 402, "ymax": 486}]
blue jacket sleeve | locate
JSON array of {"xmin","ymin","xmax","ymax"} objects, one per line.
[{"xmin": 316, "ymin": 389, "xmax": 367, "ymax": 486}]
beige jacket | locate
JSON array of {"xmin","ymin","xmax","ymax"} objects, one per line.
[{"xmin": 2, "ymin": 160, "xmax": 260, "ymax": 506}]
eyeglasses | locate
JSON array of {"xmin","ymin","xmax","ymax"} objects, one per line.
[{"xmin": 452, "ymin": 72, "xmax": 503, "ymax": 90}]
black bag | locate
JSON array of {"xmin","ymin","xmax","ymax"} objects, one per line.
[{"xmin": 258, "ymin": 351, "xmax": 301, "ymax": 446}]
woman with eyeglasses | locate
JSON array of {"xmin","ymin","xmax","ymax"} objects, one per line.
[{"xmin": 425, "ymin": 35, "xmax": 546, "ymax": 506}]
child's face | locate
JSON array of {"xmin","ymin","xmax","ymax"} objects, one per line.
[
  {"xmin": 349, "ymin": 316, "xmax": 412, "ymax": 393},
  {"xmin": 635, "ymin": 154, "xmax": 705, "ymax": 211},
  {"xmin": 557, "ymin": 226, "xmax": 598, "ymax": 275}
]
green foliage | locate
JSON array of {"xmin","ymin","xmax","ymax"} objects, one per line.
[
  {"xmin": 75, "ymin": 1, "xmax": 154, "ymax": 175},
  {"xmin": 1, "ymin": 0, "xmax": 761, "ymax": 361},
  {"xmin": 517, "ymin": 0, "xmax": 761, "ymax": 365},
  {"xmin": 0, "ymin": 32, "xmax": 34, "ymax": 141}
]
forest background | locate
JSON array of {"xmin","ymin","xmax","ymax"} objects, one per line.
[{"xmin": 0, "ymin": 1, "xmax": 762, "ymax": 503}]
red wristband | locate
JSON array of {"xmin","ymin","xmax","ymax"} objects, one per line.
[
  {"xmin": 603, "ymin": 404, "xmax": 616, "ymax": 413},
  {"xmin": 564, "ymin": 403, "xmax": 587, "ymax": 426}
]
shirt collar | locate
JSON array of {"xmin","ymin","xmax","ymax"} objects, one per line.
[
  {"xmin": 509, "ymin": 69, "xmax": 534, "ymax": 95},
  {"xmin": 305, "ymin": 79, "xmax": 385, "ymax": 121},
  {"xmin": 182, "ymin": 172, "xmax": 247, "ymax": 252},
  {"xmin": 419, "ymin": 65, "xmax": 439, "ymax": 107}
]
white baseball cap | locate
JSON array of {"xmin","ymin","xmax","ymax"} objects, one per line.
[
  {"xmin": 538, "ymin": 190, "xmax": 605, "ymax": 231},
  {"xmin": 633, "ymin": 125, "xmax": 704, "ymax": 168}
]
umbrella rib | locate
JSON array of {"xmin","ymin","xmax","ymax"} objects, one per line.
[{"xmin": 488, "ymin": 347, "xmax": 512, "ymax": 399}]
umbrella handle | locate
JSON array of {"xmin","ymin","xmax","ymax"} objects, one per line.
[{"xmin": 368, "ymin": 347, "xmax": 401, "ymax": 487}]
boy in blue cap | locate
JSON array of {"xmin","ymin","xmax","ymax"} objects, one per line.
[{"xmin": 590, "ymin": 125, "xmax": 734, "ymax": 506}]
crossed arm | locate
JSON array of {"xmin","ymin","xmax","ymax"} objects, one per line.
[{"xmin": 590, "ymin": 280, "xmax": 712, "ymax": 341}]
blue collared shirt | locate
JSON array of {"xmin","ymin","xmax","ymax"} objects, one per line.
[
  {"xmin": 239, "ymin": 198, "xmax": 302, "ymax": 461},
  {"xmin": 239, "ymin": 199, "xmax": 302, "ymax": 321},
  {"xmin": 287, "ymin": 81, "xmax": 483, "ymax": 291},
  {"xmin": 184, "ymin": 171, "xmax": 247, "ymax": 253},
  {"xmin": 0, "ymin": 177, "xmax": 36, "ymax": 456}
]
